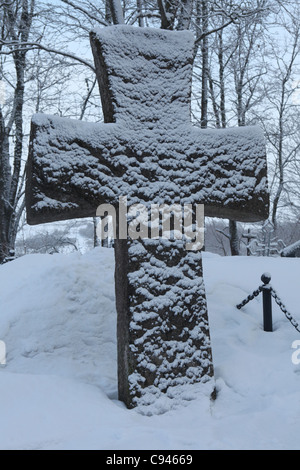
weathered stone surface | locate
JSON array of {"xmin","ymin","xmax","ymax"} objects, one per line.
[
  {"xmin": 115, "ymin": 238, "xmax": 213, "ymax": 407},
  {"xmin": 26, "ymin": 25, "xmax": 269, "ymax": 409}
]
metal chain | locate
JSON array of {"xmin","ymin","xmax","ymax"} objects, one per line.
[
  {"xmin": 237, "ymin": 278, "xmax": 300, "ymax": 334},
  {"xmin": 270, "ymin": 287, "xmax": 300, "ymax": 334},
  {"xmin": 236, "ymin": 285, "xmax": 263, "ymax": 310}
]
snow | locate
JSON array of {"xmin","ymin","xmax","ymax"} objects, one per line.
[
  {"xmin": 281, "ymin": 239, "xmax": 300, "ymax": 257},
  {"xmin": 29, "ymin": 115, "xmax": 268, "ymax": 223},
  {"xmin": 92, "ymin": 25, "xmax": 194, "ymax": 129},
  {"xmin": 1, "ymin": 248, "xmax": 300, "ymax": 449}
]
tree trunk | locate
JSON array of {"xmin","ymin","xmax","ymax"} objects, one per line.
[
  {"xmin": 0, "ymin": 110, "xmax": 12, "ymax": 263},
  {"xmin": 105, "ymin": 0, "xmax": 113, "ymax": 23},
  {"xmin": 218, "ymin": 30, "xmax": 226, "ymax": 129},
  {"xmin": 137, "ymin": 0, "xmax": 145, "ymax": 27},
  {"xmin": 109, "ymin": 0, "xmax": 124, "ymax": 25},
  {"xmin": 0, "ymin": 0, "xmax": 35, "ymax": 263},
  {"xmin": 158, "ymin": 0, "xmax": 177, "ymax": 30},
  {"xmin": 200, "ymin": 0, "xmax": 208, "ymax": 129},
  {"xmin": 177, "ymin": 0, "xmax": 193, "ymax": 31},
  {"xmin": 229, "ymin": 220, "xmax": 239, "ymax": 256},
  {"xmin": 93, "ymin": 217, "xmax": 100, "ymax": 247},
  {"xmin": 271, "ymin": 181, "xmax": 283, "ymax": 228},
  {"xmin": 271, "ymin": 79, "xmax": 285, "ymax": 228}
]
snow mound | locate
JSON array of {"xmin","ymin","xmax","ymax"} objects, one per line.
[
  {"xmin": 0, "ymin": 249, "xmax": 117, "ymax": 394},
  {"xmin": 1, "ymin": 248, "xmax": 300, "ymax": 449}
]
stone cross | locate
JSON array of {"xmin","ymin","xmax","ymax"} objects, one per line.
[{"xmin": 26, "ymin": 26, "xmax": 269, "ymax": 410}]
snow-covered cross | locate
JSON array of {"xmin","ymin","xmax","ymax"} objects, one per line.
[{"xmin": 26, "ymin": 26, "xmax": 269, "ymax": 410}]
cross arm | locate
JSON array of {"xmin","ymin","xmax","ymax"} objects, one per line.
[
  {"xmin": 180, "ymin": 124, "xmax": 269, "ymax": 222},
  {"xmin": 26, "ymin": 113, "xmax": 122, "ymax": 225},
  {"xmin": 26, "ymin": 115, "xmax": 269, "ymax": 226}
]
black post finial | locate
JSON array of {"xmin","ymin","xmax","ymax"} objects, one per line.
[{"xmin": 261, "ymin": 272, "xmax": 271, "ymax": 285}]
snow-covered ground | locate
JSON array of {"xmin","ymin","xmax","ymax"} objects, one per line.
[{"xmin": 0, "ymin": 247, "xmax": 300, "ymax": 450}]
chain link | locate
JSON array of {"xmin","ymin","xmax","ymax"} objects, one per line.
[
  {"xmin": 270, "ymin": 287, "xmax": 300, "ymax": 334},
  {"xmin": 236, "ymin": 285, "xmax": 263, "ymax": 310},
  {"xmin": 237, "ymin": 283, "xmax": 300, "ymax": 334}
]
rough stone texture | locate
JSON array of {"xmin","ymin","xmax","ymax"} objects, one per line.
[
  {"xmin": 122, "ymin": 238, "xmax": 212, "ymax": 408},
  {"xmin": 26, "ymin": 25, "xmax": 269, "ymax": 409}
]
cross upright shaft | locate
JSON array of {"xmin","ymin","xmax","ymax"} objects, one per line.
[
  {"xmin": 91, "ymin": 26, "xmax": 193, "ymax": 130},
  {"xmin": 26, "ymin": 25, "xmax": 269, "ymax": 410}
]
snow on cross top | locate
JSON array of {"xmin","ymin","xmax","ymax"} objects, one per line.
[{"xmin": 90, "ymin": 25, "xmax": 194, "ymax": 129}]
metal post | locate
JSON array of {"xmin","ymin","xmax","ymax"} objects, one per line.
[{"xmin": 261, "ymin": 273, "xmax": 273, "ymax": 332}]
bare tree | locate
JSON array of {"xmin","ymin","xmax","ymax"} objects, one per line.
[
  {"xmin": 0, "ymin": 0, "xmax": 36, "ymax": 263},
  {"xmin": 258, "ymin": 4, "xmax": 300, "ymax": 227},
  {"xmin": 2, "ymin": 0, "xmax": 296, "ymax": 261},
  {"xmin": 205, "ymin": 1, "xmax": 269, "ymax": 254},
  {"xmin": 0, "ymin": 0, "xmax": 105, "ymax": 262}
]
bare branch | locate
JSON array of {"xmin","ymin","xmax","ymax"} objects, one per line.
[
  {"xmin": 194, "ymin": 18, "xmax": 234, "ymax": 45},
  {"xmin": 128, "ymin": 10, "xmax": 160, "ymax": 26},
  {"xmin": 216, "ymin": 228, "xmax": 230, "ymax": 240},
  {"xmin": 0, "ymin": 40, "xmax": 95, "ymax": 71},
  {"xmin": 60, "ymin": 0, "xmax": 108, "ymax": 26},
  {"xmin": 79, "ymin": 77, "xmax": 97, "ymax": 120}
]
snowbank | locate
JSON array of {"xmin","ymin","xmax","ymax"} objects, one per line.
[{"xmin": 0, "ymin": 248, "xmax": 300, "ymax": 449}]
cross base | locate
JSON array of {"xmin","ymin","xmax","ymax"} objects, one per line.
[{"xmin": 115, "ymin": 238, "xmax": 214, "ymax": 409}]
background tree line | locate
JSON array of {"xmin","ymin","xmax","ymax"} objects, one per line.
[{"xmin": 1, "ymin": 0, "xmax": 300, "ymax": 262}]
